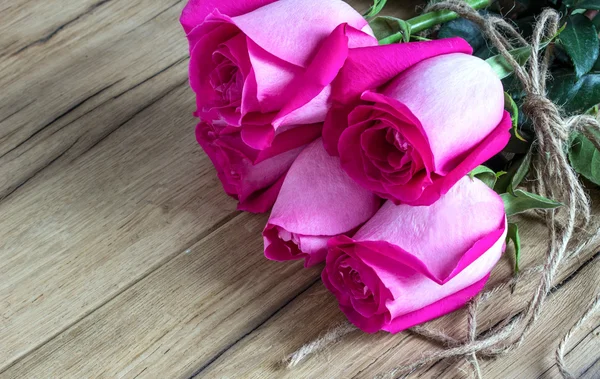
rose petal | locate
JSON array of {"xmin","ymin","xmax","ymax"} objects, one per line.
[
  {"xmin": 230, "ymin": 0, "xmax": 371, "ymax": 67},
  {"xmin": 323, "ymin": 37, "xmax": 472, "ymax": 155},
  {"xmin": 272, "ymin": 24, "xmax": 377, "ymax": 128},
  {"xmin": 264, "ymin": 138, "xmax": 380, "ymax": 266},
  {"xmin": 195, "ymin": 122, "xmax": 305, "ymax": 213},
  {"xmin": 324, "ymin": 176, "xmax": 507, "ymax": 333},
  {"xmin": 354, "ymin": 177, "xmax": 505, "ymax": 280},
  {"xmin": 180, "ymin": 0, "xmax": 275, "ymax": 34},
  {"xmin": 383, "ymin": 53, "xmax": 505, "ymax": 174}
]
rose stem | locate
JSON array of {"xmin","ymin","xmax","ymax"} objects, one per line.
[{"xmin": 378, "ymin": 0, "xmax": 491, "ymax": 45}]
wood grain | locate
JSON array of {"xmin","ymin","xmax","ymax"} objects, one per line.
[{"xmin": 1, "ymin": 0, "xmax": 599, "ymax": 378}]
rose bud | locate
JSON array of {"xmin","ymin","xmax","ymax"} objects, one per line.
[
  {"xmin": 263, "ymin": 138, "xmax": 380, "ymax": 267},
  {"xmin": 323, "ymin": 40, "xmax": 511, "ymax": 205},
  {"xmin": 196, "ymin": 122, "xmax": 320, "ymax": 212},
  {"xmin": 323, "ymin": 176, "xmax": 507, "ymax": 333},
  {"xmin": 181, "ymin": 0, "xmax": 377, "ymax": 150}
]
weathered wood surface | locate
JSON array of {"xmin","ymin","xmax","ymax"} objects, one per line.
[{"xmin": 0, "ymin": 0, "xmax": 598, "ymax": 378}]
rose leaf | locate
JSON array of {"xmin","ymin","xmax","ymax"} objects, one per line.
[
  {"xmin": 569, "ymin": 132, "xmax": 600, "ymax": 186},
  {"xmin": 559, "ymin": 14, "xmax": 599, "ymax": 79},
  {"xmin": 506, "ymin": 222, "xmax": 521, "ymax": 274},
  {"xmin": 501, "ymin": 190, "xmax": 563, "ymax": 216},
  {"xmin": 469, "ymin": 165, "xmax": 498, "ymax": 189}
]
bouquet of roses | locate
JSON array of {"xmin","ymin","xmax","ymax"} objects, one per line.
[{"xmin": 180, "ymin": 0, "xmax": 600, "ymax": 345}]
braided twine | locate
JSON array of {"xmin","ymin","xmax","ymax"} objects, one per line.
[{"xmin": 286, "ymin": 1, "xmax": 600, "ymax": 377}]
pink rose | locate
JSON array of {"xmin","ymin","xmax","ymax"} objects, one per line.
[
  {"xmin": 181, "ymin": 0, "xmax": 377, "ymax": 150},
  {"xmin": 196, "ymin": 122, "xmax": 320, "ymax": 212},
  {"xmin": 323, "ymin": 39, "xmax": 511, "ymax": 205},
  {"xmin": 322, "ymin": 176, "xmax": 507, "ymax": 333},
  {"xmin": 263, "ymin": 138, "xmax": 380, "ymax": 267}
]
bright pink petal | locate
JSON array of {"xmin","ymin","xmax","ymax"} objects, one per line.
[
  {"xmin": 188, "ymin": 22, "xmax": 239, "ymax": 104},
  {"xmin": 323, "ymin": 37, "xmax": 472, "ymax": 155},
  {"xmin": 264, "ymin": 138, "xmax": 380, "ymax": 266},
  {"xmin": 237, "ymin": 170, "xmax": 287, "ymax": 213},
  {"xmin": 354, "ymin": 177, "xmax": 505, "ymax": 280},
  {"xmin": 415, "ymin": 111, "xmax": 512, "ymax": 206},
  {"xmin": 383, "ymin": 53, "xmax": 504, "ymax": 174},
  {"xmin": 245, "ymin": 39, "xmax": 303, "ymax": 114},
  {"xmin": 195, "ymin": 122, "xmax": 305, "ymax": 213},
  {"xmin": 273, "ymin": 24, "xmax": 377, "ymax": 128},
  {"xmin": 264, "ymin": 226, "xmax": 329, "ymax": 267},
  {"xmin": 253, "ymin": 123, "xmax": 323, "ymax": 163},
  {"xmin": 323, "ymin": 176, "xmax": 507, "ymax": 333},
  {"xmin": 230, "ymin": 0, "xmax": 370, "ymax": 67},
  {"xmin": 180, "ymin": 0, "xmax": 275, "ymax": 34},
  {"xmin": 381, "ymin": 275, "xmax": 489, "ymax": 333}
]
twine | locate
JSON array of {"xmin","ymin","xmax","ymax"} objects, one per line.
[{"xmin": 286, "ymin": 2, "xmax": 600, "ymax": 377}]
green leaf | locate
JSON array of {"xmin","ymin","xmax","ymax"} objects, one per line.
[
  {"xmin": 486, "ymin": 24, "xmax": 564, "ymax": 79},
  {"xmin": 495, "ymin": 154, "xmax": 528, "ymax": 193},
  {"xmin": 486, "ymin": 46, "xmax": 533, "ymax": 80},
  {"xmin": 592, "ymin": 12, "xmax": 600, "ymax": 30},
  {"xmin": 438, "ymin": 16, "xmax": 489, "ymax": 57},
  {"xmin": 501, "ymin": 190, "xmax": 562, "ymax": 216},
  {"xmin": 548, "ymin": 71, "xmax": 600, "ymax": 114},
  {"xmin": 504, "ymin": 92, "xmax": 526, "ymax": 142},
  {"xmin": 560, "ymin": 15, "xmax": 599, "ymax": 78},
  {"xmin": 565, "ymin": 0, "xmax": 600, "ymax": 10},
  {"xmin": 364, "ymin": 0, "xmax": 388, "ymax": 19},
  {"xmin": 569, "ymin": 133, "xmax": 600, "ymax": 185},
  {"xmin": 506, "ymin": 223, "xmax": 521, "ymax": 274},
  {"xmin": 469, "ymin": 165, "xmax": 498, "ymax": 188},
  {"xmin": 370, "ymin": 16, "xmax": 411, "ymax": 44},
  {"xmin": 508, "ymin": 147, "xmax": 533, "ymax": 194}
]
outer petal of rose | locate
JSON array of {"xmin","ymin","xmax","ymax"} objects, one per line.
[
  {"xmin": 381, "ymin": 275, "xmax": 489, "ymax": 333},
  {"xmin": 237, "ymin": 171, "xmax": 286, "ymax": 213},
  {"xmin": 414, "ymin": 111, "xmax": 512, "ymax": 206},
  {"xmin": 323, "ymin": 37, "xmax": 472, "ymax": 155},
  {"xmin": 269, "ymin": 138, "xmax": 380, "ymax": 235},
  {"xmin": 195, "ymin": 123, "xmax": 304, "ymax": 213},
  {"xmin": 324, "ymin": 178, "xmax": 506, "ymax": 333},
  {"xmin": 264, "ymin": 138, "xmax": 380, "ymax": 265},
  {"xmin": 273, "ymin": 24, "xmax": 377, "ymax": 129},
  {"xmin": 245, "ymin": 39, "xmax": 303, "ymax": 114},
  {"xmin": 230, "ymin": 0, "xmax": 370, "ymax": 67},
  {"xmin": 353, "ymin": 177, "xmax": 506, "ymax": 280},
  {"xmin": 180, "ymin": 0, "xmax": 275, "ymax": 34},
  {"xmin": 383, "ymin": 53, "xmax": 505, "ymax": 174},
  {"xmin": 352, "ymin": 228, "xmax": 504, "ymax": 326},
  {"xmin": 236, "ymin": 146, "xmax": 303, "ymax": 204}
]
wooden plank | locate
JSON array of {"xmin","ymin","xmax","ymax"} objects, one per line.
[
  {"xmin": 0, "ymin": 0, "xmax": 188, "ymax": 199},
  {"xmin": 0, "ymin": 78, "xmax": 240, "ymax": 369},
  {"xmin": 194, "ymin": 209, "xmax": 600, "ymax": 378},
  {"xmin": 0, "ymin": 0, "xmax": 213, "ymax": 367},
  {"xmin": 1, "ymin": 213, "xmax": 321, "ymax": 379}
]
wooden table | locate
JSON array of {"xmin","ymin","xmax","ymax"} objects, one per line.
[{"xmin": 1, "ymin": 0, "xmax": 599, "ymax": 377}]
